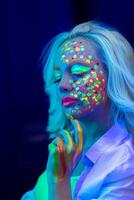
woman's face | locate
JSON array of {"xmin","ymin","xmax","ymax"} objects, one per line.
[{"xmin": 53, "ymin": 37, "xmax": 108, "ymax": 119}]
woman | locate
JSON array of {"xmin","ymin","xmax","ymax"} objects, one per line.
[{"xmin": 22, "ymin": 21, "xmax": 134, "ymax": 200}]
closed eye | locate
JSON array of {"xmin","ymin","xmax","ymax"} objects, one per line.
[
  {"xmin": 71, "ymin": 64, "xmax": 90, "ymax": 75},
  {"xmin": 53, "ymin": 74, "xmax": 62, "ymax": 83}
]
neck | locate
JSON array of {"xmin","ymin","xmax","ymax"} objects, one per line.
[{"xmin": 78, "ymin": 102, "xmax": 113, "ymax": 153}]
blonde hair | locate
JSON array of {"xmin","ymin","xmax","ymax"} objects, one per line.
[{"xmin": 40, "ymin": 21, "xmax": 134, "ymax": 138}]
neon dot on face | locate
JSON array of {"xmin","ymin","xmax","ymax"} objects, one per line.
[{"xmin": 56, "ymin": 38, "xmax": 107, "ymax": 118}]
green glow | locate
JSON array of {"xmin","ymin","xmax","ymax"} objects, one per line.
[
  {"xmin": 70, "ymin": 49, "xmax": 74, "ymax": 53},
  {"xmin": 88, "ymin": 55, "xmax": 92, "ymax": 59},
  {"xmin": 74, "ymin": 106, "xmax": 79, "ymax": 110},
  {"xmin": 96, "ymin": 94, "xmax": 102, "ymax": 99},
  {"xmin": 87, "ymin": 93, "xmax": 92, "ymax": 96},
  {"xmin": 69, "ymin": 79, "xmax": 73, "ymax": 84},
  {"xmin": 78, "ymin": 91, "xmax": 82, "ymax": 95},
  {"xmin": 100, "ymin": 70, "xmax": 104, "ymax": 74},
  {"xmin": 86, "ymin": 87, "xmax": 91, "ymax": 90},
  {"xmin": 94, "ymin": 65, "xmax": 99, "ymax": 69},
  {"xmin": 80, "ymin": 55, "xmax": 84, "ymax": 59},
  {"xmin": 48, "ymin": 143, "xmax": 56, "ymax": 154},
  {"xmin": 73, "ymin": 55, "xmax": 77, "ymax": 59},
  {"xmin": 85, "ymin": 74, "xmax": 90, "ymax": 78},
  {"xmin": 96, "ymin": 81, "xmax": 101, "ymax": 84},
  {"xmin": 90, "ymin": 85, "xmax": 95, "ymax": 89},
  {"xmin": 93, "ymin": 72, "xmax": 97, "ymax": 78},
  {"xmin": 83, "ymin": 101, "xmax": 90, "ymax": 105},
  {"xmin": 54, "ymin": 74, "xmax": 61, "ymax": 82},
  {"xmin": 81, "ymin": 47, "xmax": 85, "ymax": 51},
  {"xmin": 82, "ymin": 93, "xmax": 86, "ymax": 97},
  {"xmin": 70, "ymin": 92, "xmax": 74, "ymax": 96},
  {"xmin": 71, "ymin": 65, "xmax": 90, "ymax": 74}
]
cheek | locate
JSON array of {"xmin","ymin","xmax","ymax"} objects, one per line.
[{"xmin": 70, "ymin": 70, "xmax": 107, "ymax": 107}]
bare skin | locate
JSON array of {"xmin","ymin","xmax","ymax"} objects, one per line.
[{"xmin": 46, "ymin": 37, "xmax": 112, "ymax": 199}]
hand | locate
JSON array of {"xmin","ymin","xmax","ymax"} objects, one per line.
[{"xmin": 46, "ymin": 118, "xmax": 83, "ymax": 183}]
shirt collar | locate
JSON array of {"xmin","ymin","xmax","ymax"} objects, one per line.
[{"xmin": 84, "ymin": 120, "xmax": 130, "ymax": 164}]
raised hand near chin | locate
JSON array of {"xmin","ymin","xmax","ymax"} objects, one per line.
[{"xmin": 46, "ymin": 117, "xmax": 83, "ymax": 183}]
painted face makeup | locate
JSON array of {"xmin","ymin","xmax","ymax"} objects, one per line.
[{"xmin": 54, "ymin": 38, "xmax": 107, "ymax": 118}]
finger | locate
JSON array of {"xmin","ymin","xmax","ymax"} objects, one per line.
[
  {"xmin": 70, "ymin": 119, "xmax": 83, "ymax": 168},
  {"xmin": 56, "ymin": 137, "xmax": 67, "ymax": 180},
  {"xmin": 70, "ymin": 119, "xmax": 83, "ymax": 152},
  {"xmin": 59, "ymin": 129, "xmax": 74, "ymax": 154},
  {"xmin": 47, "ymin": 142, "xmax": 59, "ymax": 181},
  {"xmin": 73, "ymin": 119, "xmax": 83, "ymax": 154}
]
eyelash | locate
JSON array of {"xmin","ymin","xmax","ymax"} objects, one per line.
[{"xmin": 53, "ymin": 73, "xmax": 85, "ymax": 84}]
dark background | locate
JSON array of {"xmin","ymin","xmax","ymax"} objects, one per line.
[{"xmin": 1, "ymin": 0, "xmax": 134, "ymax": 199}]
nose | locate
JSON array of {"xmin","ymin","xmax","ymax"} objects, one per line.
[{"xmin": 59, "ymin": 72, "xmax": 73, "ymax": 92}]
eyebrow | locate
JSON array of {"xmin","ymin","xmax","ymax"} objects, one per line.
[
  {"xmin": 54, "ymin": 59, "xmax": 91, "ymax": 71},
  {"xmin": 54, "ymin": 66, "xmax": 61, "ymax": 70}
]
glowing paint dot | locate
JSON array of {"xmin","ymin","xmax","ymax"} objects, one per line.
[
  {"xmin": 85, "ymin": 74, "xmax": 91, "ymax": 79},
  {"xmin": 100, "ymin": 70, "xmax": 104, "ymax": 74},
  {"xmin": 102, "ymin": 79, "xmax": 105, "ymax": 82},
  {"xmin": 88, "ymin": 55, "xmax": 92, "ymax": 59},
  {"xmin": 96, "ymin": 77, "xmax": 99, "ymax": 80},
  {"xmin": 84, "ymin": 101, "xmax": 90, "ymax": 106},
  {"xmin": 84, "ymin": 97, "xmax": 88, "ymax": 101},
  {"xmin": 96, "ymin": 102, "xmax": 100, "ymax": 105},
  {"xmin": 97, "ymin": 94, "xmax": 102, "ymax": 99},
  {"xmin": 78, "ymin": 91, "xmax": 82, "ymax": 95},
  {"xmin": 80, "ymin": 87, "xmax": 86, "ymax": 92},
  {"xmin": 72, "ymin": 41, "xmax": 77, "ymax": 45},
  {"xmin": 97, "ymin": 81, "xmax": 101, "ymax": 84},
  {"xmin": 76, "ymin": 81, "xmax": 81, "ymax": 85},
  {"xmin": 76, "ymin": 87, "xmax": 79, "ymax": 90},
  {"xmin": 74, "ymin": 94, "xmax": 78, "ymax": 98},
  {"xmin": 82, "ymin": 93, "xmax": 86, "ymax": 97},
  {"xmin": 70, "ymin": 49, "xmax": 74, "ymax": 53},
  {"xmin": 90, "ymin": 79, "xmax": 93, "ymax": 83},
  {"xmin": 93, "ymin": 72, "xmax": 97, "ymax": 78},
  {"xmin": 96, "ymin": 84, "xmax": 99, "ymax": 88},
  {"xmin": 90, "ymin": 85, "xmax": 94, "ymax": 89},
  {"xmin": 70, "ymin": 92, "xmax": 74, "ymax": 96},
  {"xmin": 65, "ymin": 59, "xmax": 69, "ymax": 63},
  {"xmin": 86, "ymin": 59, "xmax": 90, "ymax": 64},
  {"xmin": 83, "ymin": 77, "xmax": 88, "ymax": 81},
  {"xmin": 81, "ymin": 47, "xmax": 85, "ymax": 51},
  {"xmin": 83, "ymin": 80, "xmax": 88, "ymax": 84},
  {"xmin": 80, "ymin": 55, "xmax": 84, "ymax": 59},
  {"xmin": 87, "ymin": 93, "xmax": 92, "ymax": 96},
  {"xmin": 74, "ymin": 106, "xmax": 79, "ymax": 110},
  {"xmin": 73, "ymin": 55, "xmax": 77, "ymax": 59},
  {"xmin": 66, "ymin": 47, "xmax": 70, "ymax": 51},
  {"xmin": 62, "ymin": 55, "xmax": 66, "ymax": 58},
  {"xmin": 94, "ymin": 65, "xmax": 99, "ymax": 69},
  {"xmin": 69, "ymin": 80, "xmax": 73, "ymax": 84},
  {"xmin": 75, "ymin": 47, "xmax": 80, "ymax": 51}
]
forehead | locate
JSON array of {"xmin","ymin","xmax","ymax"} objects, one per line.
[
  {"xmin": 59, "ymin": 37, "xmax": 98, "ymax": 57},
  {"xmin": 54, "ymin": 37, "xmax": 103, "ymax": 70}
]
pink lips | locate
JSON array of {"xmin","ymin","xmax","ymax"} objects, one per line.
[{"xmin": 62, "ymin": 96, "xmax": 77, "ymax": 107}]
